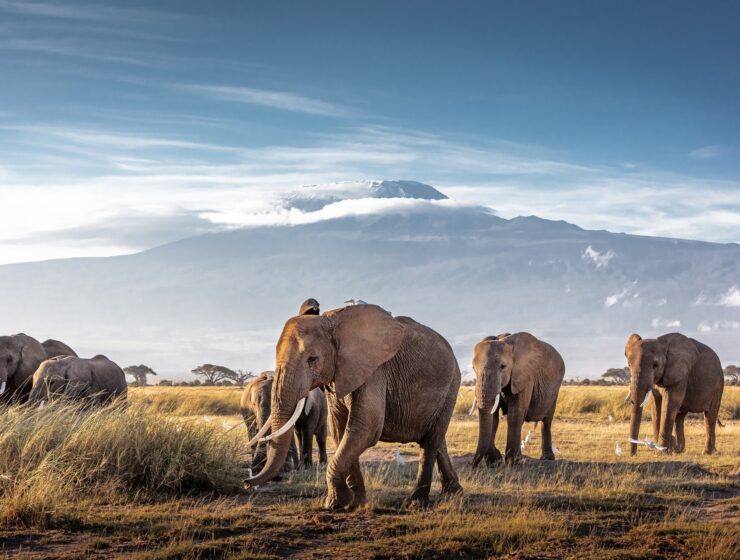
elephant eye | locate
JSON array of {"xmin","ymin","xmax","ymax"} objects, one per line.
[
  {"xmin": 652, "ymin": 360, "xmax": 659, "ymax": 368},
  {"xmin": 307, "ymin": 356, "xmax": 319, "ymax": 366},
  {"xmin": 499, "ymin": 364, "xmax": 506, "ymax": 370}
]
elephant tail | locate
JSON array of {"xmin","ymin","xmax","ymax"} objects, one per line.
[{"xmin": 717, "ymin": 418, "xmax": 725, "ymax": 428}]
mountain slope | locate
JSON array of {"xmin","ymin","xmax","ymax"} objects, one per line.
[{"xmin": 1, "ymin": 183, "xmax": 738, "ymax": 379}]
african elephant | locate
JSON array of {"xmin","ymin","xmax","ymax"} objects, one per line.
[
  {"xmin": 472, "ymin": 332, "xmax": 565, "ymax": 466},
  {"xmin": 625, "ymin": 332, "xmax": 724, "ymax": 455},
  {"xmin": 28, "ymin": 355, "xmax": 127, "ymax": 405},
  {"xmin": 42, "ymin": 339, "xmax": 78, "ymax": 359},
  {"xmin": 241, "ymin": 372, "xmax": 299, "ymax": 473},
  {"xmin": 243, "ymin": 304, "xmax": 462, "ymax": 510},
  {"xmin": 0, "ymin": 333, "xmax": 47, "ymax": 403}
]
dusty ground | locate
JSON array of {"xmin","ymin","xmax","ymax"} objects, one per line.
[{"xmin": 1, "ymin": 386, "xmax": 738, "ymax": 559}]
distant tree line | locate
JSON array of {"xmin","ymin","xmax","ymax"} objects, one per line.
[{"xmin": 124, "ymin": 363, "xmax": 255, "ymax": 387}]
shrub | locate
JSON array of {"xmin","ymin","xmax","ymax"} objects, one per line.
[{"xmin": 0, "ymin": 401, "xmax": 245, "ymax": 527}]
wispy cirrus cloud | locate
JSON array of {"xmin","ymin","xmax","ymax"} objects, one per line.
[
  {"xmin": 179, "ymin": 84, "xmax": 353, "ymax": 117},
  {"xmin": 687, "ymin": 144, "xmax": 728, "ymax": 160},
  {"xmin": 0, "ymin": 0, "xmax": 167, "ymax": 22}
]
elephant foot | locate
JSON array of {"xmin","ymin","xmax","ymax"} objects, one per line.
[
  {"xmin": 441, "ymin": 480, "xmax": 463, "ymax": 496},
  {"xmin": 703, "ymin": 448, "xmax": 716, "ymax": 455},
  {"xmin": 324, "ymin": 485, "xmax": 355, "ymax": 511},
  {"xmin": 485, "ymin": 448, "xmax": 503, "ymax": 467},
  {"xmin": 539, "ymin": 452, "xmax": 556, "ymax": 461},
  {"xmin": 403, "ymin": 495, "xmax": 430, "ymax": 510},
  {"xmin": 350, "ymin": 491, "xmax": 368, "ymax": 509}
]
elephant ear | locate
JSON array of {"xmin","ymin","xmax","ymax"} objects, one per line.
[
  {"xmin": 625, "ymin": 333, "xmax": 642, "ymax": 358},
  {"xmin": 661, "ymin": 336, "xmax": 699, "ymax": 387},
  {"xmin": 509, "ymin": 334, "xmax": 546, "ymax": 395},
  {"xmin": 329, "ymin": 305, "xmax": 405, "ymax": 399}
]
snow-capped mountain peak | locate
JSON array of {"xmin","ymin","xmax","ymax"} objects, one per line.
[{"xmin": 282, "ymin": 180, "xmax": 447, "ymax": 211}]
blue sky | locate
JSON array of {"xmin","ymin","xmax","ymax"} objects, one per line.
[{"xmin": 1, "ymin": 0, "xmax": 739, "ymax": 263}]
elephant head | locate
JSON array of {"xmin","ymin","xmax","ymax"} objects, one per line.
[
  {"xmin": 243, "ymin": 304, "xmax": 404, "ymax": 489},
  {"xmin": 28, "ymin": 356, "xmax": 71, "ymax": 403},
  {"xmin": 624, "ymin": 333, "xmax": 698, "ymax": 454},
  {"xmin": 0, "ymin": 334, "xmax": 46, "ymax": 400},
  {"xmin": 298, "ymin": 298, "xmax": 320, "ymax": 316},
  {"xmin": 241, "ymin": 372, "xmax": 277, "ymax": 471}
]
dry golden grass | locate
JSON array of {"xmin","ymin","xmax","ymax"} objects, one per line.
[{"xmin": 0, "ymin": 385, "xmax": 738, "ymax": 559}]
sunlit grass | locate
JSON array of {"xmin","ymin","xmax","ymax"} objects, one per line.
[{"xmin": 0, "ymin": 385, "xmax": 737, "ymax": 558}]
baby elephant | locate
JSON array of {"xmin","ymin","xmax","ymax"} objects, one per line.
[
  {"xmin": 241, "ymin": 373, "xmax": 328, "ymax": 472},
  {"xmin": 29, "ymin": 355, "xmax": 127, "ymax": 405},
  {"xmin": 472, "ymin": 332, "xmax": 565, "ymax": 466}
]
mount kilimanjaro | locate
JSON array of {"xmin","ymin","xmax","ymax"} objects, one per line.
[{"xmin": 1, "ymin": 180, "xmax": 738, "ymax": 379}]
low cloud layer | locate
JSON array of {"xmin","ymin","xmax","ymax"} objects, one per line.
[{"xmin": 2, "ymin": 123, "xmax": 740, "ymax": 265}]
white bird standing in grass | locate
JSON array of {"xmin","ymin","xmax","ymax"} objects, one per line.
[
  {"xmin": 344, "ymin": 299, "xmax": 368, "ymax": 306},
  {"xmin": 615, "ymin": 441, "xmax": 622, "ymax": 456},
  {"xmin": 203, "ymin": 416, "xmax": 213, "ymax": 424},
  {"xmin": 629, "ymin": 438, "xmax": 667, "ymax": 451},
  {"xmin": 395, "ymin": 448, "xmax": 406, "ymax": 465}
]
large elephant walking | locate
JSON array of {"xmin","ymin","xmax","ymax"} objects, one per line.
[
  {"xmin": 0, "ymin": 334, "xmax": 47, "ymax": 403},
  {"xmin": 28, "ymin": 355, "xmax": 127, "ymax": 405},
  {"xmin": 243, "ymin": 304, "xmax": 462, "ymax": 510},
  {"xmin": 625, "ymin": 332, "xmax": 724, "ymax": 455},
  {"xmin": 472, "ymin": 333, "xmax": 565, "ymax": 466}
]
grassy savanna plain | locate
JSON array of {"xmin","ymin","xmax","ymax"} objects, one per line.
[{"xmin": 1, "ymin": 386, "xmax": 738, "ymax": 559}]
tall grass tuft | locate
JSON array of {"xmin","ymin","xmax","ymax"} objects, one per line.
[{"xmin": 0, "ymin": 401, "xmax": 246, "ymax": 527}]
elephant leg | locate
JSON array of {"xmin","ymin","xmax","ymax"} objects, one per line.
[
  {"xmin": 485, "ymin": 407, "xmax": 503, "ymax": 466},
  {"xmin": 300, "ymin": 424, "xmax": 313, "ymax": 468},
  {"xmin": 324, "ymin": 381, "xmax": 384, "ymax": 511},
  {"xmin": 539, "ymin": 412, "xmax": 555, "ymax": 461},
  {"xmin": 505, "ymin": 388, "xmax": 531, "ymax": 464},
  {"xmin": 407, "ymin": 443, "xmax": 437, "ymax": 506},
  {"xmin": 658, "ymin": 389, "xmax": 682, "ymax": 452},
  {"xmin": 674, "ymin": 412, "xmax": 687, "ymax": 453},
  {"xmin": 436, "ymin": 441, "xmax": 462, "ymax": 495},
  {"xmin": 346, "ymin": 460, "xmax": 367, "ymax": 507},
  {"xmin": 316, "ymin": 423, "xmax": 328, "ymax": 465},
  {"xmin": 703, "ymin": 394, "xmax": 721, "ymax": 454},
  {"xmin": 286, "ymin": 434, "xmax": 300, "ymax": 471},
  {"xmin": 651, "ymin": 390, "xmax": 663, "ymax": 443}
]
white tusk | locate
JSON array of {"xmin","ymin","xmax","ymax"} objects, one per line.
[
  {"xmin": 468, "ymin": 397, "xmax": 477, "ymax": 416},
  {"xmin": 260, "ymin": 397, "xmax": 306, "ymax": 443},
  {"xmin": 245, "ymin": 415, "xmax": 272, "ymax": 448},
  {"xmin": 639, "ymin": 392, "xmax": 651, "ymax": 408},
  {"xmin": 39, "ymin": 399, "xmax": 45, "ymax": 410},
  {"xmin": 0, "ymin": 381, "xmax": 5, "ymax": 395},
  {"xmin": 490, "ymin": 394, "xmax": 500, "ymax": 415},
  {"xmin": 623, "ymin": 390, "xmax": 631, "ymax": 404}
]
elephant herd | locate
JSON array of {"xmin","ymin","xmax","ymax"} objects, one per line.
[
  {"xmin": 240, "ymin": 299, "xmax": 726, "ymax": 511},
  {"xmin": 0, "ymin": 333, "xmax": 127, "ymax": 405},
  {"xmin": 0, "ymin": 299, "xmax": 726, "ymax": 512}
]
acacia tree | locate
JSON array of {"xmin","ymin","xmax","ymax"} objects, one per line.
[
  {"xmin": 724, "ymin": 365, "xmax": 740, "ymax": 386},
  {"xmin": 600, "ymin": 367, "xmax": 630, "ymax": 384},
  {"xmin": 191, "ymin": 364, "xmax": 238, "ymax": 385},
  {"xmin": 124, "ymin": 364, "xmax": 157, "ymax": 386},
  {"xmin": 234, "ymin": 369, "xmax": 255, "ymax": 387}
]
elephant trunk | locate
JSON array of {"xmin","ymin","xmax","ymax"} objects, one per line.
[
  {"xmin": 243, "ymin": 395, "xmax": 305, "ymax": 489},
  {"xmin": 472, "ymin": 410, "xmax": 493, "ymax": 468}
]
